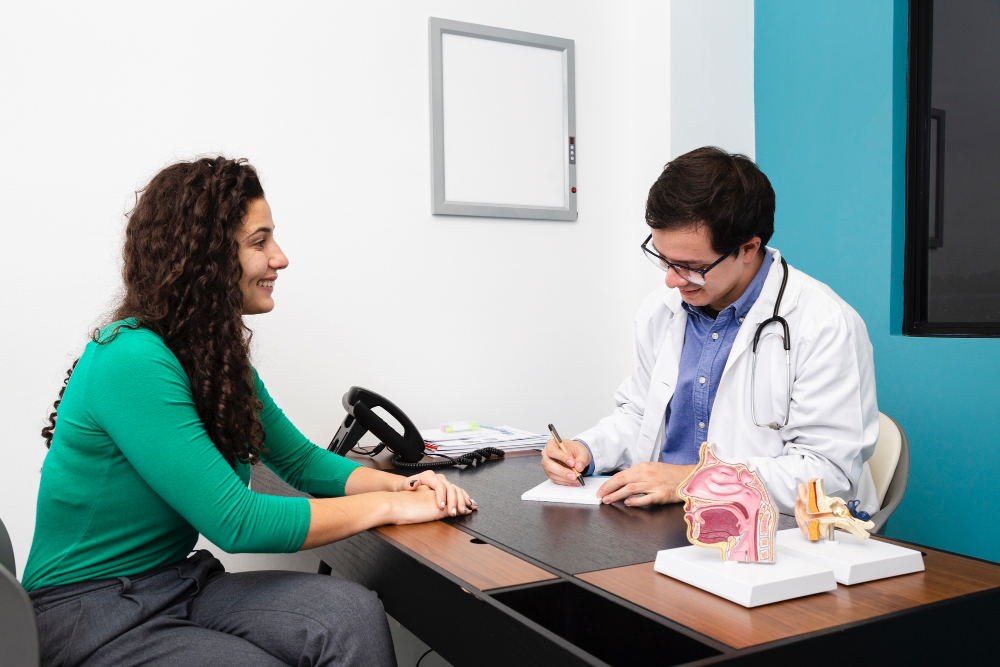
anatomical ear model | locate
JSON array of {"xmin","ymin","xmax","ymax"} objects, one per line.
[
  {"xmin": 677, "ymin": 442, "xmax": 777, "ymax": 563},
  {"xmin": 795, "ymin": 478, "xmax": 875, "ymax": 541}
]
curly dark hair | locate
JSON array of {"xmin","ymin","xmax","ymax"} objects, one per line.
[{"xmin": 42, "ymin": 157, "xmax": 268, "ymax": 467}]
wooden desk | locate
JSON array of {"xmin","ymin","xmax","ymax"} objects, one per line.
[{"xmin": 252, "ymin": 453, "xmax": 999, "ymax": 666}]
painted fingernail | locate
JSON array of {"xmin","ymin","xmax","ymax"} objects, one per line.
[
  {"xmin": 440, "ymin": 501, "xmax": 446, "ymax": 508},
  {"xmin": 409, "ymin": 480, "xmax": 416, "ymax": 487},
  {"xmin": 450, "ymin": 508, "xmax": 457, "ymax": 516},
  {"xmin": 470, "ymin": 498, "xmax": 478, "ymax": 506}
]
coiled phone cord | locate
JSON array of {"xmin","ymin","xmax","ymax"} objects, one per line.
[{"xmin": 390, "ymin": 446, "xmax": 506, "ymax": 470}]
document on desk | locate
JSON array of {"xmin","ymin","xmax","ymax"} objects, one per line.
[
  {"xmin": 521, "ymin": 477, "xmax": 610, "ymax": 505},
  {"xmin": 420, "ymin": 426, "xmax": 548, "ymax": 456}
]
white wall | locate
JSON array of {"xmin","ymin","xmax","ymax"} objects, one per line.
[
  {"xmin": 630, "ymin": 0, "xmax": 755, "ymax": 308},
  {"xmin": 671, "ymin": 0, "xmax": 756, "ymax": 159},
  {"xmin": 0, "ymin": 0, "xmax": 754, "ymax": 578}
]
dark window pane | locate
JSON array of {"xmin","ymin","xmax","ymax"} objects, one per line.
[{"xmin": 926, "ymin": 0, "xmax": 1000, "ymax": 323}]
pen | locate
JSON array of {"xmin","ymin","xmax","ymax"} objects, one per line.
[{"xmin": 547, "ymin": 423, "xmax": 585, "ymax": 487}]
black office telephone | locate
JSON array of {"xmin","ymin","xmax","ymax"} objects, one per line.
[{"xmin": 328, "ymin": 386, "xmax": 504, "ymax": 470}]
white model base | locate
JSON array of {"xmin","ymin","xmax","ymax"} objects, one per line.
[
  {"xmin": 775, "ymin": 528, "xmax": 925, "ymax": 585},
  {"xmin": 653, "ymin": 545, "xmax": 837, "ymax": 608}
]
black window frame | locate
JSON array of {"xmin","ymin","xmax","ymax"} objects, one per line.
[{"xmin": 904, "ymin": 0, "xmax": 1000, "ymax": 337}]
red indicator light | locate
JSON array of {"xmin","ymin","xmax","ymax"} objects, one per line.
[
  {"xmin": 571, "ymin": 187, "xmax": 577, "ymax": 193},
  {"xmin": 570, "ymin": 137, "xmax": 575, "ymax": 144}
]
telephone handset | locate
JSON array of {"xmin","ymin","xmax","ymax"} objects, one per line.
[{"xmin": 328, "ymin": 386, "xmax": 504, "ymax": 470}]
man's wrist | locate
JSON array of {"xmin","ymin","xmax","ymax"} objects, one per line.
[{"xmin": 577, "ymin": 439, "xmax": 597, "ymax": 476}]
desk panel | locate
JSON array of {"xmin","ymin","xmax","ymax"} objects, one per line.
[
  {"xmin": 376, "ymin": 523, "xmax": 557, "ymax": 591},
  {"xmin": 251, "ymin": 461, "xmax": 556, "ymax": 590},
  {"xmin": 578, "ymin": 542, "xmax": 1000, "ymax": 649}
]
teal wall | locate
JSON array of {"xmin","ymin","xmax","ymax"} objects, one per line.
[{"xmin": 755, "ymin": 0, "xmax": 1000, "ymax": 562}]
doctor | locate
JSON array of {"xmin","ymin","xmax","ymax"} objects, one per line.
[{"xmin": 542, "ymin": 147, "xmax": 879, "ymax": 516}]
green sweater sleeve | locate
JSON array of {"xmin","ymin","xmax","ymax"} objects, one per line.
[
  {"xmin": 86, "ymin": 330, "xmax": 312, "ymax": 553},
  {"xmin": 253, "ymin": 370, "xmax": 362, "ymax": 497}
]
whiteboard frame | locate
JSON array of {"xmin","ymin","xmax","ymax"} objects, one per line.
[{"xmin": 429, "ymin": 17, "xmax": 577, "ymax": 221}]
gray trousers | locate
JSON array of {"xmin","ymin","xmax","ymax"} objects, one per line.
[{"xmin": 28, "ymin": 550, "xmax": 397, "ymax": 667}]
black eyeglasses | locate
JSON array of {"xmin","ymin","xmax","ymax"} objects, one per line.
[{"xmin": 640, "ymin": 234, "xmax": 737, "ymax": 286}]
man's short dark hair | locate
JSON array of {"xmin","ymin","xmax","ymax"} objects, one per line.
[{"xmin": 645, "ymin": 146, "xmax": 775, "ymax": 255}]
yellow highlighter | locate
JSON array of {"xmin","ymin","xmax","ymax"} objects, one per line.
[{"xmin": 441, "ymin": 421, "xmax": 479, "ymax": 433}]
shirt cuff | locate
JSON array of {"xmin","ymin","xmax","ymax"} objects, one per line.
[{"xmin": 577, "ymin": 439, "xmax": 596, "ymax": 476}]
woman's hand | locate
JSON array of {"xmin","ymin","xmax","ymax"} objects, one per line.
[
  {"xmin": 388, "ymin": 487, "xmax": 455, "ymax": 525},
  {"xmin": 396, "ymin": 470, "xmax": 477, "ymax": 517},
  {"xmin": 302, "ymin": 471, "xmax": 478, "ymax": 549}
]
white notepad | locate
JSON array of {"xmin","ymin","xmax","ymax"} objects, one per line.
[{"xmin": 521, "ymin": 477, "xmax": 610, "ymax": 505}]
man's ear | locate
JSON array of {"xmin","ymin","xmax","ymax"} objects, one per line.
[{"xmin": 741, "ymin": 237, "xmax": 762, "ymax": 262}]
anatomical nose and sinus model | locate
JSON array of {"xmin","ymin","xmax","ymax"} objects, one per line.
[{"xmin": 677, "ymin": 442, "xmax": 778, "ymax": 563}]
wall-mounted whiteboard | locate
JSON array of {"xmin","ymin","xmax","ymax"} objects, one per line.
[{"xmin": 429, "ymin": 18, "xmax": 577, "ymax": 221}]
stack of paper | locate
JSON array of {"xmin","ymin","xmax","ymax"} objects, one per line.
[
  {"xmin": 522, "ymin": 477, "xmax": 610, "ymax": 504},
  {"xmin": 419, "ymin": 425, "xmax": 548, "ymax": 457}
]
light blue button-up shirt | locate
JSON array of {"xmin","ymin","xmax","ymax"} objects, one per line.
[
  {"xmin": 580, "ymin": 251, "xmax": 773, "ymax": 476},
  {"xmin": 660, "ymin": 250, "xmax": 773, "ymax": 464}
]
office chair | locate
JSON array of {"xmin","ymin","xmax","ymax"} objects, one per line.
[
  {"xmin": 867, "ymin": 412, "xmax": 910, "ymax": 535},
  {"xmin": 0, "ymin": 515, "xmax": 41, "ymax": 667}
]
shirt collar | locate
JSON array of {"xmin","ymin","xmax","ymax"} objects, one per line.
[{"xmin": 681, "ymin": 250, "xmax": 774, "ymax": 321}]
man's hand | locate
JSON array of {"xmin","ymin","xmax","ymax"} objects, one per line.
[
  {"xmin": 541, "ymin": 438, "xmax": 591, "ymax": 486},
  {"xmin": 596, "ymin": 462, "xmax": 697, "ymax": 506}
]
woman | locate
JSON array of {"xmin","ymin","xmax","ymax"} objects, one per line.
[{"xmin": 22, "ymin": 157, "xmax": 474, "ymax": 666}]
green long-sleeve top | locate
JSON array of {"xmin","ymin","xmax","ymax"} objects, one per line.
[{"xmin": 22, "ymin": 322, "xmax": 361, "ymax": 591}]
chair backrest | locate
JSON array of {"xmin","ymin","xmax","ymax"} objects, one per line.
[
  {"xmin": 0, "ymin": 563, "xmax": 40, "ymax": 667},
  {"xmin": 868, "ymin": 412, "xmax": 910, "ymax": 535},
  {"xmin": 869, "ymin": 412, "xmax": 902, "ymax": 506},
  {"xmin": 0, "ymin": 514, "xmax": 16, "ymax": 576},
  {"xmin": 0, "ymin": 515, "xmax": 40, "ymax": 667}
]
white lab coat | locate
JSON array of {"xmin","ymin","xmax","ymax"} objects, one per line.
[{"xmin": 576, "ymin": 247, "xmax": 880, "ymax": 515}]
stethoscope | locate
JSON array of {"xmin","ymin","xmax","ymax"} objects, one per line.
[{"xmin": 750, "ymin": 257, "xmax": 791, "ymax": 431}]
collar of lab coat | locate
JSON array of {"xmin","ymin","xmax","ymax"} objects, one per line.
[{"xmin": 744, "ymin": 247, "xmax": 800, "ymax": 322}]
